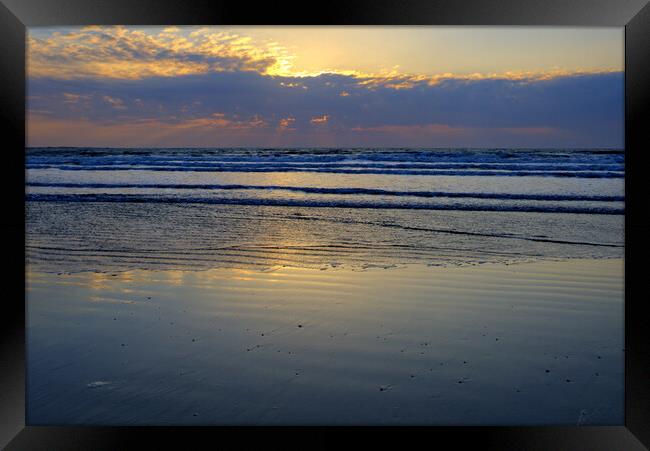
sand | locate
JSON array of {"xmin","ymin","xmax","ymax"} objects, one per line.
[{"xmin": 26, "ymin": 258, "xmax": 624, "ymax": 425}]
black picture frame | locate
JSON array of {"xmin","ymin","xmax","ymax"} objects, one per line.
[{"xmin": 1, "ymin": 0, "xmax": 649, "ymax": 449}]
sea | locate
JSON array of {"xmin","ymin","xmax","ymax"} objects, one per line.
[{"xmin": 26, "ymin": 147, "xmax": 624, "ymax": 273}]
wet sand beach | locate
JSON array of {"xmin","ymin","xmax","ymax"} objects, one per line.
[{"xmin": 27, "ymin": 258, "xmax": 624, "ymax": 425}]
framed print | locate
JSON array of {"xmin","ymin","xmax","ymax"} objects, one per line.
[{"xmin": 1, "ymin": 0, "xmax": 649, "ymax": 449}]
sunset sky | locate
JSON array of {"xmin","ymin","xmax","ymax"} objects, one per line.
[{"xmin": 27, "ymin": 26, "xmax": 624, "ymax": 148}]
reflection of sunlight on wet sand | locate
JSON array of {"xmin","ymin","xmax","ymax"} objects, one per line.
[
  {"xmin": 28, "ymin": 270, "xmax": 161, "ymax": 293},
  {"xmin": 29, "ymin": 259, "xmax": 625, "ymax": 314},
  {"xmin": 224, "ymin": 268, "xmax": 263, "ymax": 282},
  {"xmin": 87, "ymin": 295, "xmax": 135, "ymax": 304},
  {"xmin": 37, "ymin": 261, "xmax": 386, "ymax": 307},
  {"xmin": 27, "ymin": 258, "xmax": 624, "ymax": 425},
  {"xmin": 186, "ymin": 172, "xmax": 361, "ymax": 271},
  {"xmin": 160, "ymin": 270, "xmax": 187, "ymax": 286}
]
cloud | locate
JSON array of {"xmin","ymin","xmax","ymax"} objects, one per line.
[
  {"xmin": 27, "ymin": 66, "xmax": 623, "ymax": 148},
  {"xmin": 28, "ymin": 27, "xmax": 618, "ymax": 87},
  {"xmin": 24, "ymin": 27, "xmax": 624, "ymax": 147},
  {"xmin": 102, "ymin": 95, "xmax": 126, "ymax": 110},
  {"xmin": 62, "ymin": 92, "xmax": 91, "ymax": 103},
  {"xmin": 28, "ymin": 26, "xmax": 291, "ymax": 80},
  {"xmin": 310, "ymin": 115, "xmax": 329, "ymax": 125},
  {"xmin": 278, "ymin": 117, "xmax": 296, "ymax": 131}
]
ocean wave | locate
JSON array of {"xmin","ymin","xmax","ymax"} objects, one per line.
[
  {"xmin": 25, "ymin": 147, "xmax": 626, "ymax": 159},
  {"xmin": 26, "ymin": 182, "xmax": 625, "ymax": 202},
  {"xmin": 26, "ymin": 148, "xmax": 625, "ymax": 168},
  {"xmin": 25, "ymin": 164, "xmax": 624, "ymax": 178},
  {"xmin": 26, "ymin": 193, "xmax": 624, "ymax": 215},
  {"xmin": 25, "ymin": 159, "xmax": 624, "ymax": 172}
]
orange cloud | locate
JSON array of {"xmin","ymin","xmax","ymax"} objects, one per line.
[
  {"xmin": 172, "ymin": 112, "xmax": 268, "ymax": 130},
  {"xmin": 102, "ymin": 95, "xmax": 126, "ymax": 110},
  {"xmin": 27, "ymin": 26, "xmax": 293, "ymax": 80},
  {"xmin": 62, "ymin": 92, "xmax": 92, "ymax": 103},
  {"xmin": 28, "ymin": 26, "xmax": 619, "ymax": 92},
  {"xmin": 354, "ymin": 68, "xmax": 620, "ymax": 90},
  {"xmin": 278, "ymin": 117, "xmax": 296, "ymax": 131},
  {"xmin": 310, "ymin": 115, "xmax": 329, "ymax": 125}
]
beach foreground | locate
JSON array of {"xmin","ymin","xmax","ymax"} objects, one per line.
[{"xmin": 27, "ymin": 258, "xmax": 623, "ymax": 425}]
